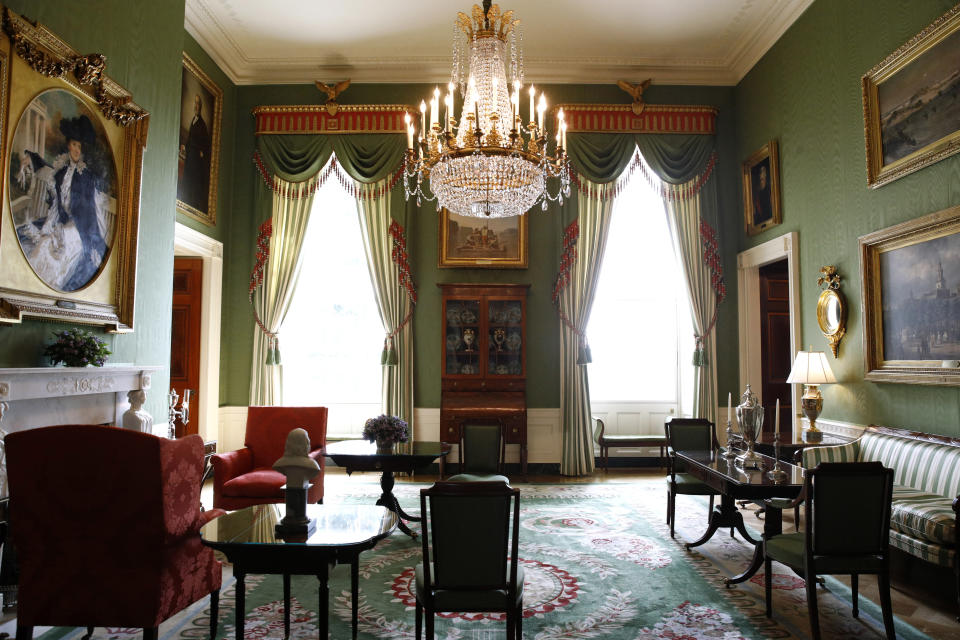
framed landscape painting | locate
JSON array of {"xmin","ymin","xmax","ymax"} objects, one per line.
[
  {"xmin": 0, "ymin": 9, "xmax": 147, "ymax": 331},
  {"xmin": 862, "ymin": 4, "xmax": 960, "ymax": 188},
  {"xmin": 859, "ymin": 204, "xmax": 960, "ymax": 386},
  {"xmin": 741, "ymin": 140, "xmax": 781, "ymax": 236},
  {"xmin": 438, "ymin": 209, "xmax": 528, "ymax": 268},
  {"xmin": 176, "ymin": 53, "xmax": 222, "ymax": 226}
]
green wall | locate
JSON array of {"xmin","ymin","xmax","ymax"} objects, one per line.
[
  {"xmin": 735, "ymin": 0, "xmax": 960, "ymax": 434},
  {"xmin": 220, "ymin": 83, "xmax": 740, "ymax": 409},
  {"xmin": 0, "ymin": 0, "xmax": 187, "ymax": 422}
]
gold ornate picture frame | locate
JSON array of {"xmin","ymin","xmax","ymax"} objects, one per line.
[
  {"xmin": 741, "ymin": 140, "xmax": 781, "ymax": 236},
  {"xmin": 862, "ymin": 4, "xmax": 960, "ymax": 188},
  {"xmin": 176, "ymin": 53, "xmax": 221, "ymax": 226},
  {"xmin": 859, "ymin": 204, "xmax": 960, "ymax": 386},
  {"xmin": 0, "ymin": 8, "xmax": 148, "ymax": 331},
  {"xmin": 438, "ymin": 209, "xmax": 528, "ymax": 269}
]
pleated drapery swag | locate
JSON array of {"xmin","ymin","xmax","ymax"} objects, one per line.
[
  {"xmin": 555, "ymin": 133, "xmax": 726, "ymax": 474},
  {"xmin": 248, "ymin": 133, "xmax": 417, "ymax": 438}
]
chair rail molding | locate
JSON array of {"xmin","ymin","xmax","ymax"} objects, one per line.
[
  {"xmin": 737, "ymin": 231, "xmax": 801, "ymax": 437},
  {"xmin": 174, "ymin": 222, "xmax": 223, "ymax": 445}
]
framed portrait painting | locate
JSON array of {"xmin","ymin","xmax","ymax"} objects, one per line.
[
  {"xmin": 741, "ymin": 140, "xmax": 781, "ymax": 236},
  {"xmin": 438, "ymin": 209, "xmax": 528, "ymax": 268},
  {"xmin": 859, "ymin": 204, "xmax": 960, "ymax": 386},
  {"xmin": 862, "ymin": 5, "xmax": 960, "ymax": 188},
  {"xmin": 0, "ymin": 8, "xmax": 148, "ymax": 331},
  {"xmin": 176, "ymin": 53, "xmax": 222, "ymax": 226}
]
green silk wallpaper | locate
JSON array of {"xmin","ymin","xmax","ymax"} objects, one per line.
[
  {"xmin": 0, "ymin": 0, "xmax": 188, "ymax": 422},
  {"xmin": 219, "ymin": 83, "xmax": 740, "ymax": 409},
  {"xmin": 735, "ymin": 0, "xmax": 960, "ymax": 435}
]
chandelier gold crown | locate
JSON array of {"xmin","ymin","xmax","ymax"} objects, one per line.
[
  {"xmin": 456, "ymin": 3, "xmax": 519, "ymax": 42},
  {"xmin": 403, "ymin": 0, "xmax": 570, "ymax": 219}
]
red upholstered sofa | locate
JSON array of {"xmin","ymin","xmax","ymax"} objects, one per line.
[
  {"xmin": 211, "ymin": 406, "xmax": 328, "ymax": 510},
  {"xmin": 5, "ymin": 425, "xmax": 223, "ymax": 639}
]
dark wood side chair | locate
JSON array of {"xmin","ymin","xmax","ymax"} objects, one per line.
[
  {"xmin": 763, "ymin": 461, "xmax": 896, "ymax": 640},
  {"xmin": 447, "ymin": 419, "xmax": 509, "ymax": 483},
  {"xmin": 415, "ymin": 481, "xmax": 523, "ymax": 639},
  {"xmin": 664, "ymin": 417, "xmax": 719, "ymax": 539}
]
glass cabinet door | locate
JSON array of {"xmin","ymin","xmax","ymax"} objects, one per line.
[
  {"xmin": 487, "ymin": 298, "xmax": 523, "ymax": 376},
  {"xmin": 444, "ymin": 298, "xmax": 482, "ymax": 376}
]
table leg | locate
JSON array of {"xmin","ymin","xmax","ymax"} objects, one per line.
[
  {"xmin": 686, "ymin": 494, "xmax": 758, "ymax": 549},
  {"xmin": 316, "ymin": 563, "xmax": 330, "ymax": 640},
  {"xmin": 351, "ymin": 558, "xmax": 359, "ymax": 640},
  {"xmin": 376, "ymin": 470, "xmax": 419, "ymax": 537},
  {"xmin": 726, "ymin": 500, "xmax": 784, "ymax": 586},
  {"xmin": 235, "ymin": 571, "xmax": 245, "ymax": 640},
  {"xmin": 283, "ymin": 573, "xmax": 291, "ymax": 638}
]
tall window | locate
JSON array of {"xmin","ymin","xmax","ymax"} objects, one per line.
[
  {"xmin": 280, "ymin": 162, "xmax": 383, "ymax": 435},
  {"xmin": 587, "ymin": 172, "xmax": 695, "ymax": 415}
]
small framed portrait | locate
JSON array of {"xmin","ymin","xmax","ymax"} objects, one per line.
[
  {"xmin": 741, "ymin": 140, "xmax": 782, "ymax": 236},
  {"xmin": 862, "ymin": 5, "xmax": 960, "ymax": 188},
  {"xmin": 176, "ymin": 53, "xmax": 222, "ymax": 226},
  {"xmin": 0, "ymin": 9, "xmax": 147, "ymax": 331},
  {"xmin": 859, "ymin": 204, "xmax": 960, "ymax": 386},
  {"xmin": 438, "ymin": 209, "xmax": 528, "ymax": 268}
]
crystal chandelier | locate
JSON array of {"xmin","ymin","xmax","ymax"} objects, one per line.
[{"xmin": 403, "ymin": 0, "xmax": 570, "ymax": 219}]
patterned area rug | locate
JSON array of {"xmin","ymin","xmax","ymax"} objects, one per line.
[{"xmin": 39, "ymin": 478, "xmax": 929, "ymax": 639}]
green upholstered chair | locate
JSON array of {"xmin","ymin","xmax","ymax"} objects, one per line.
[
  {"xmin": 763, "ymin": 462, "xmax": 896, "ymax": 640},
  {"xmin": 415, "ymin": 481, "xmax": 523, "ymax": 640},
  {"xmin": 447, "ymin": 420, "xmax": 509, "ymax": 483},
  {"xmin": 664, "ymin": 417, "xmax": 718, "ymax": 539}
]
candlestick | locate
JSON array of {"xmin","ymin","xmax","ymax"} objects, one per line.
[
  {"xmin": 431, "ymin": 87, "xmax": 439, "ymax": 127},
  {"xmin": 419, "ymin": 101, "xmax": 426, "ymax": 138},
  {"xmin": 445, "ymin": 93, "xmax": 453, "ymax": 132},
  {"xmin": 775, "ymin": 398, "xmax": 780, "ymax": 436},
  {"xmin": 727, "ymin": 392, "xmax": 732, "ymax": 424},
  {"xmin": 537, "ymin": 94, "xmax": 546, "ymax": 130},
  {"xmin": 529, "ymin": 84, "xmax": 535, "ymax": 124},
  {"xmin": 766, "ymin": 431, "xmax": 788, "ymax": 482},
  {"xmin": 404, "ymin": 114, "xmax": 413, "ymax": 149},
  {"xmin": 561, "ymin": 121, "xmax": 567, "ymax": 149}
]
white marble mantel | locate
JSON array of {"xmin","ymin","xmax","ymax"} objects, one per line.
[{"xmin": 0, "ymin": 365, "xmax": 163, "ymax": 435}]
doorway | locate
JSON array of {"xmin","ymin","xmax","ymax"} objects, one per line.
[
  {"xmin": 736, "ymin": 232, "xmax": 801, "ymax": 438},
  {"xmin": 758, "ymin": 259, "xmax": 792, "ymax": 436},
  {"xmin": 173, "ymin": 222, "xmax": 223, "ymax": 445},
  {"xmin": 170, "ymin": 257, "xmax": 202, "ymax": 437}
]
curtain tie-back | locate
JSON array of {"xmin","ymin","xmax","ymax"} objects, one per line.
[{"xmin": 552, "ymin": 219, "xmax": 580, "ymax": 303}]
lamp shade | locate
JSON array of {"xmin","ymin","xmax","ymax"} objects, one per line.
[{"xmin": 786, "ymin": 350, "xmax": 837, "ymax": 384}]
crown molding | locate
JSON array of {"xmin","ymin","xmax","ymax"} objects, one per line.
[{"xmin": 185, "ymin": 0, "xmax": 810, "ymax": 87}]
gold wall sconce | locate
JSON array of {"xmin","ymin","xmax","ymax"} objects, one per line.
[{"xmin": 816, "ymin": 266, "xmax": 846, "ymax": 358}]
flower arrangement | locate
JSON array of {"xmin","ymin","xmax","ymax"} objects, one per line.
[
  {"xmin": 44, "ymin": 328, "xmax": 112, "ymax": 367},
  {"xmin": 362, "ymin": 414, "xmax": 409, "ymax": 445}
]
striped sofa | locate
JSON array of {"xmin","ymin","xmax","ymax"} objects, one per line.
[{"xmin": 801, "ymin": 424, "xmax": 960, "ymax": 608}]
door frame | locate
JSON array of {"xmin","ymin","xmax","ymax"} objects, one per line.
[
  {"xmin": 737, "ymin": 231, "xmax": 801, "ymax": 437},
  {"xmin": 174, "ymin": 222, "xmax": 223, "ymax": 446}
]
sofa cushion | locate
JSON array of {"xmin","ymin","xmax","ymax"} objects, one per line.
[
  {"xmin": 890, "ymin": 485, "xmax": 957, "ymax": 546},
  {"xmin": 222, "ymin": 468, "xmax": 286, "ymax": 498},
  {"xmin": 860, "ymin": 432, "xmax": 960, "ymax": 499}
]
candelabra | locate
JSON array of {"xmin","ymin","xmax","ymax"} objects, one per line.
[
  {"xmin": 723, "ymin": 419, "xmax": 738, "ymax": 459},
  {"xmin": 167, "ymin": 388, "xmax": 191, "ymax": 439}
]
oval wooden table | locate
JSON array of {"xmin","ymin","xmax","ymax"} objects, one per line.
[
  {"xmin": 200, "ymin": 503, "xmax": 397, "ymax": 640},
  {"xmin": 324, "ymin": 439, "xmax": 451, "ymax": 537}
]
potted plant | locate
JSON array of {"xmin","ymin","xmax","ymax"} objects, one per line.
[
  {"xmin": 362, "ymin": 414, "xmax": 409, "ymax": 454},
  {"xmin": 44, "ymin": 328, "xmax": 111, "ymax": 367}
]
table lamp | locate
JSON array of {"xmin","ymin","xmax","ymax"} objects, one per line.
[{"xmin": 786, "ymin": 347, "xmax": 836, "ymax": 443}]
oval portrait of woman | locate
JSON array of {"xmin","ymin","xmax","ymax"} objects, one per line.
[{"xmin": 7, "ymin": 89, "xmax": 118, "ymax": 292}]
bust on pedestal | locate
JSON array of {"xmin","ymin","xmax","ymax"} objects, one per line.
[
  {"xmin": 121, "ymin": 389, "xmax": 153, "ymax": 433},
  {"xmin": 273, "ymin": 428, "xmax": 320, "ymax": 537}
]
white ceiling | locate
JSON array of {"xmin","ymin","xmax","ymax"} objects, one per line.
[{"xmin": 185, "ymin": 0, "xmax": 814, "ymax": 86}]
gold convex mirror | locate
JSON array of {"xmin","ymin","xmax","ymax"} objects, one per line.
[{"xmin": 816, "ymin": 266, "xmax": 846, "ymax": 358}]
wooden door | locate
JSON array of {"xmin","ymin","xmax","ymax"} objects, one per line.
[
  {"xmin": 170, "ymin": 257, "xmax": 202, "ymax": 437},
  {"xmin": 758, "ymin": 259, "xmax": 791, "ymax": 437}
]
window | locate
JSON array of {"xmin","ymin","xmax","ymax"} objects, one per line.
[
  {"xmin": 280, "ymin": 163, "xmax": 383, "ymax": 435},
  {"xmin": 587, "ymin": 171, "xmax": 695, "ymax": 415}
]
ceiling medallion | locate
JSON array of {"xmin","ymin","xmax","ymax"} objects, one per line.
[{"xmin": 403, "ymin": 0, "xmax": 569, "ymax": 219}]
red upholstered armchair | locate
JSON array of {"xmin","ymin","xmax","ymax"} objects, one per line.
[
  {"xmin": 5, "ymin": 425, "xmax": 222, "ymax": 640},
  {"xmin": 211, "ymin": 406, "xmax": 328, "ymax": 510}
]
